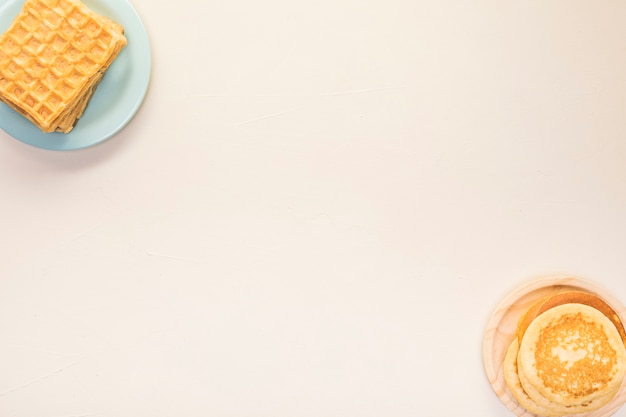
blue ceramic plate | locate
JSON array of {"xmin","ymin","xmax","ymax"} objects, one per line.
[{"xmin": 0, "ymin": 0, "xmax": 151, "ymax": 150}]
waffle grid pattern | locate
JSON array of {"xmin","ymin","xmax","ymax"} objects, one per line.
[{"xmin": 0, "ymin": 0, "xmax": 125, "ymax": 130}]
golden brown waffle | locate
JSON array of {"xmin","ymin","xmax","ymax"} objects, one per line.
[{"xmin": 0, "ymin": 0, "xmax": 127, "ymax": 133}]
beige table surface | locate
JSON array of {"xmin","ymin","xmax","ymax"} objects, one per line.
[{"xmin": 1, "ymin": 0, "xmax": 626, "ymax": 416}]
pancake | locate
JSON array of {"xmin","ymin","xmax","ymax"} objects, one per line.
[
  {"xmin": 516, "ymin": 291, "xmax": 626, "ymax": 346},
  {"xmin": 503, "ymin": 290, "xmax": 626, "ymax": 416},
  {"xmin": 517, "ymin": 344, "xmax": 619, "ymax": 415},
  {"xmin": 518, "ymin": 303, "xmax": 626, "ymax": 408},
  {"xmin": 504, "ymin": 338, "xmax": 564, "ymax": 417}
]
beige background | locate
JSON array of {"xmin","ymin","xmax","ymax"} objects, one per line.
[{"xmin": 2, "ymin": 0, "xmax": 626, "ymax": 416}]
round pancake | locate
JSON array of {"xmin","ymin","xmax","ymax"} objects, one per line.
[
  {"xmin": 518, "ymin": 303, "xmax": 626, "ymax": 407},
  {"xmin": 503, "ymin": 338, "xmax": 565, "ymax": 417},
  {"xmin": 516, "ymin": 291, "xmax": 626, "ymax": 346},
  {"xmin": 517, "ymin": 345, "xmax": 619, "ymax": 415}
]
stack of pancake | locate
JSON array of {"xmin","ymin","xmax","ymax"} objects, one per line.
[
  {"xmin": 504, "ymin": 291, "xmax": 626, "ymax": 416},
  {"xmin": 0, "ymin": 0, "xmax": 127, "ymax": 133}
]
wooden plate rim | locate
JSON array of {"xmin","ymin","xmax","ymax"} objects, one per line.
[{"xmin": 482, "ymin": 276, "xmax": 626, "ymax": 417}]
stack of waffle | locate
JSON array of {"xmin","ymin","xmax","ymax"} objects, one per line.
[{"xmin": 0, "ymin": 0, "xmax": 127, "ymax": 133}]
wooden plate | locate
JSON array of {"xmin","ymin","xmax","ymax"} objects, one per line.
[{"xmin": 483, "ymin": 276, "xmax": 626, "ymax": 417}]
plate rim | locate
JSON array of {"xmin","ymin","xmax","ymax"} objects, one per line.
[{"xmin": 483, "ymin": 276, "xmax": 626, "ymax": 417}]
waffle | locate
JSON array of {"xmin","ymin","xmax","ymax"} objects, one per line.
[{"xmin": 0, "ymin": 0, "xmax": 127, "ymax": 133}]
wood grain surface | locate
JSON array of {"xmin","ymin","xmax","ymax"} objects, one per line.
[{"xmin": 483, "ymin": 277, "xmax": 626, "ymax": 417}]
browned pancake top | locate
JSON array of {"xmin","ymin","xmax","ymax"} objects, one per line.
[
  {"xmin": 517, "ymin": 291, "xmax": 626, "ymax": 346},
  {"xmin": 534, "ymin": 310, "xmax": 619, "ymax": 399}
]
